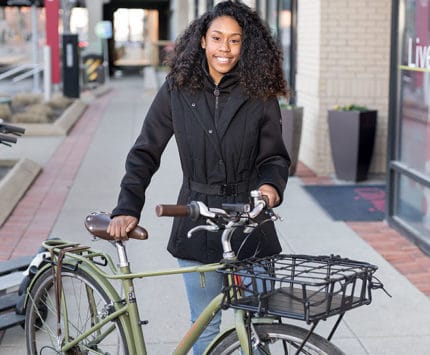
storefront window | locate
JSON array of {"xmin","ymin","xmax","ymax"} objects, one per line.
[
  {"xmin": 399, "ymin": 0, "xmax": 430, "ymax": 175},
  {"xmin": 0, "ymin": 6, "xmax": 45, "ymax": 61},
  {"xmin": 266, "ymin": 0, "xmax": 279, "ymax": 34},
  {"xmin": 257, "ymin": 0, "xmax": 294, "ymax": 98},
  {"xmin": 397, "ymin": 174, "xmax": 430, "ymax": 238},
  {"xmin": 279, "ymin": 0, "xmax": 293, "ymax": 96},
  {"xmin": 393, "ymin": 0, "xmax": 430, "ymax": 249}
]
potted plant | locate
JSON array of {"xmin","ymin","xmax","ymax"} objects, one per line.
[
  {"xmin": 327, "ymin": 104, "xmax": 377, "ymax": 182},
  {"xmin": 279, "ymin": 99, "xmax": 303, "ymax": 176}
]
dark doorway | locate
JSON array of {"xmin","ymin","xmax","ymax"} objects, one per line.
[{"xmin": 103, "ymin": 0, "xmax": 170, "ymax": 74}]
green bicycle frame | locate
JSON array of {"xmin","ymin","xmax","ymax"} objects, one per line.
[{"xmin": 28, "ymin": 239, "xmax": 262, "ymax": 355}]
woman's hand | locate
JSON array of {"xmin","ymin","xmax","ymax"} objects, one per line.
[
  {"xmin": 258, "ymin": 184, "xmax": 280, "ymax": 208},
  {"xmin": 107, "ymin": 215, "xmax": 138, "ymax": 240}
]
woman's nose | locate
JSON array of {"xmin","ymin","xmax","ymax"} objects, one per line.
[{"xmin": 219, "ymin": 40, "xmax": 230, "ymax": 51}]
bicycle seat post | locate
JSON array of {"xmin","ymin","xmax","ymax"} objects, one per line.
[{"xmin": 115, "ymin": 241, "xmax": 129, "ymax": 267}]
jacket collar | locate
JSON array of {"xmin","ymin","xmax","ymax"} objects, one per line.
[
  {"xmin": 201, "ymin": 57, "xmax": 240, "ymax": 92},
  {"xmin": 181, "ymin": 61, "xmax": 249, "ymax": 159},
  {"xmin": 201, "ymin": 58, "xmax": 248, "ymax": 140}
]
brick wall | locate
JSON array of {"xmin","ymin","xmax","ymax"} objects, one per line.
[{"xmin": 296, "ymin": 0, "xmax": 392, "ymax": 177}]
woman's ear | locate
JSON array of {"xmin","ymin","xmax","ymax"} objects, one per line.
[{"xmin": 201, "ymin": 36, "xmax": 206, "ymax": 49}]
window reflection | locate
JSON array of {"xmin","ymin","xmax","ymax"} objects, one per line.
[
  {"xmin": 395, "ymin": 0, "xmax": 430, "ymax": 247},
  {"xmin": 396, "ymin": 174, "xmax": 430, "ymax": 240},
  {"xmin": 399, "ymin": 0, "xmax": 430, "ymax": 175},
  {"xmin": 279, "ymin": 2, "xmax": 292, "ymax": 92}
]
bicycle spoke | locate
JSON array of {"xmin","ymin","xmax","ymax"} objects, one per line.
[
  {"xmin": 26, "ymin": 268, "xmax": 129, "ymax": 354},
  {"xmin": 207, "ymin": 324, "xmax": 344, "ymax": 354}
]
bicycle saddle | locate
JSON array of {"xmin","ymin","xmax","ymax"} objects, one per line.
[{"xmin": 84, "ymin": 211, "xmax": 148, "ymax": 240}]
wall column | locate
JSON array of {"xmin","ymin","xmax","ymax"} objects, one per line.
[
  {"xmin": 86, "ymin": 0, "xmax": 104, "ymax": 54},
  {"xmin": 296, "ymin": 0, "xmax": 391, "ymax": 177}
]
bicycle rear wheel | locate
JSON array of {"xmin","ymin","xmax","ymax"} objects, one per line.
[
  {"xmin": 25, "ymin": 267, "xmax": 129, "ymax": 355},
  {"xmin": 207, "ymin": 323, "xmax": 344, "ymax": 355}
]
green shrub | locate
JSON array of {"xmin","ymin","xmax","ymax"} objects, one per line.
[{"xmin": 333, "ymin": 104, "xmax": 369, "ymax": 112}]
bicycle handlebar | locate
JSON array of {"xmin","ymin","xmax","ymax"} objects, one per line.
[
  {"xmin": 0, "ymin": 122, "xmax": 25, "ymax": 135},
  {"xmin": 0, "ymin": 133, "xmax": 17, "ymax": 144},
  {"xmin": 155, "ymin": 204, "xmax": 191, "ymax": 217},
  {"xmin": 155, "ymin": 191, "xmax": 274, "ymax": 259},
  {"xmin": 156, "ymin": 191, "xmax": 269, "ymax": 221},
  {"xmin": 84, "ymin": 191, "xmax": 274, "ymax": 261},
  {"xmin": 0, "ymin": 119, "xmax": 25, "ymax": 146}
]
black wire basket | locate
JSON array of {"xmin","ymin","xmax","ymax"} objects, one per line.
[{"xmin": 219, "ymin": 254, "xmax": 378, "ymax": 323}]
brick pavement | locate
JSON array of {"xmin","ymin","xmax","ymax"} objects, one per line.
[{"xmin": 296, "ymin": 162, "xmax": 430, "ymax": 298}]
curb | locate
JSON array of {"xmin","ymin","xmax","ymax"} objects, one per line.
[
  {"xmin": 0, "ymin": 158, "xmax": 41, "ymax": 226},
  {"xmin": 17, "ymin": 100, "xmax": 88, "ymax": 136},
  {"xmin": 12, "ymin": 84, "xmax": 112, "ymax": 136}
]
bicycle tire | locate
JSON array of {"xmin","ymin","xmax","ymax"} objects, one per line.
[
  {"xmin": 207, "ymin": 323, "xmax": 345, "ymax": 355},
  {"xmin": 25, "ymin": 266, "xmax": 130, "ymax": 355}
]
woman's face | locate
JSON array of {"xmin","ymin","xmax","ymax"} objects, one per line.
[{"xmin": 201, "ymin": 16, "xmax": 242, "ymax": 85}]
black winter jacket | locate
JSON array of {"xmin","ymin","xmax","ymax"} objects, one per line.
[{"xmin": 112, "ymin": 70, "xmax": 291, "ymax": 263}]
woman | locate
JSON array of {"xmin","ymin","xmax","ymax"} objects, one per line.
[{"xmin": 108, "ymin": 1, "xmax": 290, "ymax": 353}]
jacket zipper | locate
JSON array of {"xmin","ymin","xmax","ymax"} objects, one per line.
[{"xmin": 214, "ymin": 85, "xmax": 220, "ymax": 130}]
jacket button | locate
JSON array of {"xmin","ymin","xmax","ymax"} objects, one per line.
[
  {"xmin": 208, "ymin": 129, "xmax": 213, "ymax": 134},
  {"xmin": 191, "ymin": 103, "xmax": 196, "ymax": 107}
]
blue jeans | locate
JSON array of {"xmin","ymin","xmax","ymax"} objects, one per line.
[{"xmin": 178, "ymin": 258, "xmax": 224, "ymax": 355}]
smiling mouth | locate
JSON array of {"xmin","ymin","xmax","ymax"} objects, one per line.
[{"xmin": 216, "ymin": 57, "xmax": 234, "ymax": 65}]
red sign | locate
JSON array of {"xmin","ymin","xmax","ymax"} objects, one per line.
[{"xmin": 45, "ymin": 0, "xmax": 60, "ymax": 85}]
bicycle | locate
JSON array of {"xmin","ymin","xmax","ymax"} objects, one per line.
[
  {"xmin": 0, "ymin": 118, "xmax": 25, "ymax": 147},
  {"xmin": 22, "ymin": 190, "xmax": 386, "ymax": 354}
]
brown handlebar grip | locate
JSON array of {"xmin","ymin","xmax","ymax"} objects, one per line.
[{"xmin": 156, "ymin": 204, "xmax": 189, "ymax": 217}]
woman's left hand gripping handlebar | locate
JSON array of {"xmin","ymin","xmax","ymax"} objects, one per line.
[{"xmin": 258, "ymin": 184, "xmax": 280, "ymax": 208}]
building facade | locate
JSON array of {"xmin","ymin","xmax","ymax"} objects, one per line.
[{"xmin": 295, "ymin": 0, "xmax": 391, "ymax": 177}]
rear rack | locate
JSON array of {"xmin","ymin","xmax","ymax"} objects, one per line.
[{"xmin": 219, "ymin": 254, "xmax": 378, "ymax": 324}]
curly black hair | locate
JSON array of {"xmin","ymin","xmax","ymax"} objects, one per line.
[{"xmin": 166, "ymin": 0, "xmax": 289, "ymax": 100}]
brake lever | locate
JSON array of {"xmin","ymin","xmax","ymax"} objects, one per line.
[
  {"xmin": 266, "ymin": 208, "xmax": 283, "ymax": 222},
  {"xmin": 187, "ymin": 222, "xmax": 219, "ymax": 238},
  {"xmin": 194, "ymin": 201, "xmax": 217, "ymax": 219}
]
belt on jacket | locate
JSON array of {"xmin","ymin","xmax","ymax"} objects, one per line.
[{"xmin": 185, "ymin": 179, "xmax": 253, "ymax": 197}]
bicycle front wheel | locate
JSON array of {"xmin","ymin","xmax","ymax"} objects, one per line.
[
  {"xmin": 25, "ymin": 267, "xmax": 130, "ymax": 355},
  {"xmin": 207, "ymin": 323, "xmax": 344, "ymax": 355}
]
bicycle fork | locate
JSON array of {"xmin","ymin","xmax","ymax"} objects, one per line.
[{"xmin": 235, "ymin": 309, "xmax": 253, "ymax": 355}]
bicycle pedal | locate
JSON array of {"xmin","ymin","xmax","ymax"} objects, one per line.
[{"xmin": 140, "ymin": 320, "xmax": 149, "ymax": 325}]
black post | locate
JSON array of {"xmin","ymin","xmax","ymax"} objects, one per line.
[{"xmin": 62, "ymin": 34, "xmax": 80, "ymax": 98}]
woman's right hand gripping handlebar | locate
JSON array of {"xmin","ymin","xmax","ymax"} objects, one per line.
[{"xmin": 107, "ymin": 215, "xmax": 139, "ymax": 240}]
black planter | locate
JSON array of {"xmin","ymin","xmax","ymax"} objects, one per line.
[
  {"xmin": 281, "ymin": 107, "xmax": 303, "ymax": 176},
  {"xmin": 327, "ymin": 110, "xmax": 377, "ymax": 182}
]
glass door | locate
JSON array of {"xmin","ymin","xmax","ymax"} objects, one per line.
[{"xmin": 389, "ymin": 0, "xmax": 430, "ymax": 253}]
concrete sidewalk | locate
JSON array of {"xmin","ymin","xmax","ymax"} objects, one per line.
[{"xmin": 1, "ymin": 75, "xmax": 430, "ymax": 354}]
